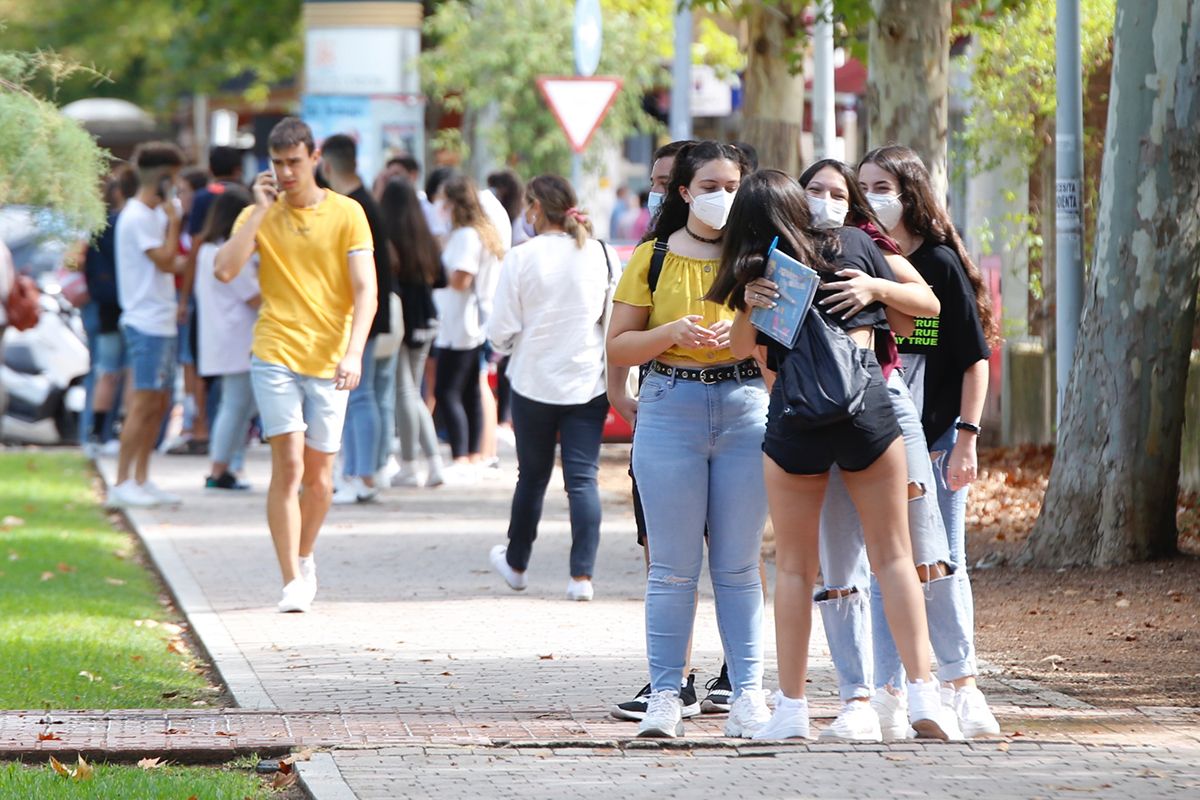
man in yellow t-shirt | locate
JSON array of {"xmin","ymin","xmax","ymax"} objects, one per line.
[{"xmin": 215, "ymin": 117, "xmax": 377, "ymax": 614}]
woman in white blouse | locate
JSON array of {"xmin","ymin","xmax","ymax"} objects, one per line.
[{"xmin": 486, "ymin": 175, "xmax": 620, "ymax": 601}]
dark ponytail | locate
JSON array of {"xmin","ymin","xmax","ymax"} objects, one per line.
[{"xmin": 526, "ymin": 174, "xmax": 592, "ymax": 248}]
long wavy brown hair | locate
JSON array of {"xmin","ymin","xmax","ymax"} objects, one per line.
[{"xmin": 440, "ymin": 175, "xmax": 505, "ymax": 260}]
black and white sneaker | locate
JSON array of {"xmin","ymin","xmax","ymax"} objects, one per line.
[
  {"xmin": 612, "ymin": 676, "xmax": 701, "ymax": 721},
  {"xmin": 701, "ymin": 663, "xmax": 733, "ymax": 714}
]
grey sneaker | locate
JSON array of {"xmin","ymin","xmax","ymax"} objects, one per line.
[{"xmin": 637, "ymin": 690, "xmax": 683, "ymax": 738}]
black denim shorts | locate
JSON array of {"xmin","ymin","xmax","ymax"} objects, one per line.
[{"xmin": 762, "ymin": 354, "xmax": 901, "ymax": 475}]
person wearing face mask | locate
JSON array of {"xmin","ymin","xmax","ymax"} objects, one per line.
[
  {"xmin": 606, "ymin": 140, "xmax": 772, "ymax": 739},
  {"xmin": 858, "ymin": 144, "xmax": 1001, "ymax": 739},
  {"xmin": 485, "ymin": 175, "xmax": 620, "ymax": 601}
]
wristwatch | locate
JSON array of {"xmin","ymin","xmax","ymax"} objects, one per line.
[{"xmin": 955, "ymin": 421, "xmax": 982, "ymax": 435}]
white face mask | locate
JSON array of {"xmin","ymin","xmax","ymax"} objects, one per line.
[
  {"xmin": 646, "ymin": 191, "xmax": 665, "ymax": 217},
  {"xmin": 866, "ymin": 192, "xmax": 904, "ymax": 231},
  {"xmin": 689, "ymin": 188, "xmax": 737, "ymax": 231},
  {"xmin": 808, "ymin": 196, "xmax": 849, "ymax": 230}
]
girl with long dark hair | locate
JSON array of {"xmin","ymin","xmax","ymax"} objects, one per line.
[
  {"xmin": 607, "ymin": 141, "xmax": 771, "ymax": 739},
  {"xmin": 708, "ymin": 169, "xmax": 961, "ymax": 741},
  {"xmin": 856, "ymin": 144, "xmax": 1000, "ymax": 738},
  {"xmin": 380, "ymin": 176, "xmax": 446, "ymax": 488}
]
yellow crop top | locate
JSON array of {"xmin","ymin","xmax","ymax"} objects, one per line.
[{"xmin": 612, "ymin": 240, "xmax": 737, "ymax": 365}]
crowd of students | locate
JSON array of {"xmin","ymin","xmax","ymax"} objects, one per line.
[{"xmin": 85, "ymin": 117, "xmax": 999, "ymax": 743}]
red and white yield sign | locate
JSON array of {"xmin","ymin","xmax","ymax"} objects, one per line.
[{"xmin": 537, "ymin": 76, "xmax": 623, "ymax": 154}]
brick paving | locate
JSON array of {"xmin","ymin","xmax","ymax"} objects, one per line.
[{"xmin": 28, "ymin": 444, "xmax": 1192, "ymax": 798}]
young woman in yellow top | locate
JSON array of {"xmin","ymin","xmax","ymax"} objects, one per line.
[{"xmin": 606, "ymin": 141, "xmax": 771, "ymax": 739}]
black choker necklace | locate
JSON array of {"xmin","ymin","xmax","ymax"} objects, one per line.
[{"xmin": 685, "ymin": 225, "xmax": 722, "ymax": 244}]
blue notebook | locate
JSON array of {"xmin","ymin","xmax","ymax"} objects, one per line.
[{"xmin": 749, "ymin": 236, "xmax": 821, "ymax": 348}]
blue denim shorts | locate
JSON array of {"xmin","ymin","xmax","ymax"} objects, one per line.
[
  {"xmin": 94, "ymin": 331, "xmax": 126, "ymax": 374},
  {"xmin": 122, "ymin": 324, "xmax": 177, "ymax": 392},
  {"xmin": 249, "ymin": 355, "xmax": 349, "ymax": 453}
]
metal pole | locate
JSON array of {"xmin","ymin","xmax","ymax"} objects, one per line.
[
  {"xmin": 1054, "ymin": 0, "xmax": 1084, "ymax": 422},
  {"xmin": 812, "ymin": 0, "xmax": 836, "ymax": 159},
  {"xmin": 572, "ymin": 154, "xmax": 583, "ymax": 196},
  {"xmin": 669, "ymin": 5, "xmax": 693, "ymax": 141}
]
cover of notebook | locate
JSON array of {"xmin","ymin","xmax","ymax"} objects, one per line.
[{"xmin": 749, "ymin": 236, "xmax": 821, "ymax": 348}]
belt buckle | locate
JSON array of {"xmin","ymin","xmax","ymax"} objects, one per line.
[{"xmin": 699, "ymin": 367, "xmax": 718, "ymax": 385}]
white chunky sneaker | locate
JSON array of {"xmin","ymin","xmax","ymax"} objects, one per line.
[
  {"xmin": 819, "ymin": 700, "xmax": 883, "ymax": 742},
  {"xmin": 139, "ymin": 480, "xmax": 182, "ymax": 505},
  {"xmin": 752, "ymin": 692, "xmax": 809, "ymax": 740},
  {"xmin": 277, "ymin": 578, "xmax": 315, "ymax": 613},
  {"xmin": 392, "ymin": 460, "xmax": 423, "ymax": 487},
  {"xmin": 489, "ymin": 545, "xmax": 527, "ymax": 591},
  {"xmin": 566, "ymin": 578, "xmax": 594, "ymax": 601},
  {"xmin": 724, "ymin": 688, "xmax": 772, "ymax": 738},
  {"xmin": 907, "ymin": 679, "xmax": 964, "ymax": 741},
  {"xmin": 106, "ymin": 479, "xmax": 159, "ymax": 509},
  {"xmin": 637, "ymin": 690, "xmax": 683, "ymax": 738},
  {"xmin": 953, "ymin": 686, "xmax": 1001, "ymax": 738},
  {"xmin": 871, "ymin": 687, "xmax": 909, "ymax": 741}
]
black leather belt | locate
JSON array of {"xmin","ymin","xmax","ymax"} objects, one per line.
[{"xmin": 649, "ymin": 359, "xmax": 762, "ymax": 385}]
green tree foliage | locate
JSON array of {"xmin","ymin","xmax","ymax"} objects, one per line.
[
  {"xmin": 0, "ymin": 52, "xmax": 108, "ymax": 236},
  {"xmin": 0, "ymin": 0, "xmax": 303, "ymax": 107},
  {"xmin": 421, "ymin": 0, "xmax": 740, "ymax": 176}
]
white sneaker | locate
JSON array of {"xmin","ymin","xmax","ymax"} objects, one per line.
[
  {"xmin": 277, "ymin": 578, "xmax": 315, "ymax": 613},
  {"xmin": 139, "ymin": 480, "xmax": 182, "ymax": 505},
  {"xmin": 439, "ymin": 462, "xmax": 478, "ymax": 486},
  {"xmin": 106, "ymin": 479, "xmax": 159, "ymax": 509},
  {"xmin": 871, "ymin": 687, "xmax": 909, "ymax": 741},
  {"xmin": 298, "ymin": 555, "xmax": 317, "ymax": 592},
  {"xmin": 82, "ymin": 441, "xmax": 99, "ymax": 460},
  {"xmin": 566, "ymin": 578, "xmax": 594, "ymax": 601},
  {"xmin": 391, "ymin": 460, "xmax": 423, "ymax": 488},
  {"xmin": 724, "ymin": 689, "xmax": 771, "ymax": 738},
  {"xmin": 637, "ymin": 690, "xmax": 683, "ymax": 738},
  {"xmin": 376, "ymin": 456, "xmax": 401, "ymax": 487},
  {"xmin": 751, "ymin": 692, "xmax": 810, "ymax": 740},
  {"xmin": 489, "ymin": 545, "xmax": 527, "ymax": 591},
  {"xmin": 820, "ymin": 700, "xmax": 883, "ymax": 742},
  {"xmin": 332, "ymin": 476, "xmax": 379, "ymax": 504},
  {"xmin": 907, "ymin": 679, "xmax": 964, "ymax": 741},
  {"xmin": 953, "ymin": 685, "xmax": 1001, "ymax": 738},
  {"xmin": 100, "ymin": 439, "xmax": 122, "ymax": 457}
]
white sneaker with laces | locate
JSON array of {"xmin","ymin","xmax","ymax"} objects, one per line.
[
  {"xmin": 140, "ymin": 480, "xmax": 182, "ymax": 505},
  {"xmin": 871, "ymin": 687, "xmax": 909, "ymax": 741},
  {"xmin": 637, "ymin": 690, "xmax": 683, "ymax": 738},
  {"xmin": 376, "ymin": 456, "xmax": 401, "ymax": 487},
  {"xmin": 907, "ymin": 678, "xmax": 964, "ymax": 740},
  {"xmin": 724, "ymin": 688, "xmax": 771, "ymax": 738},
  {"xmin": 566, "ymin": 578, "xmax": 593, "ymax": 601},
  {"xmin": 277, "ymin": 578, "xmax": 315, "ymax": 613},
  {"xmin": 424, "ymin": 457, "xmax": 445, "ymax": 488},
  {"xmin": 489, "ymin": 545, "xmax": 527, "ymax": 591},
  {"xmin": 392, "ymin": 460, "xmax": 423, "ymax": 488},
  {"xmin": 751, "ymin": 692, "xmax": 809, "ymax": 740},
  {"xmin": 820, "ymin": 700, "xmax": 883, "ymax": 742},
  {"xmin": 439, "ymin": 462, "xmax": 478, "ymax": 486},
  {"xmin": 107, "ymin": 479, "xmax": 159, "ymax": 509},
  {"xmin": 298, "ymin": 555, "xmax": 317, "ymax": 592},
  {"xmin": 953, "ymin": 685, "xmax": 1001, "ymax": 738}
]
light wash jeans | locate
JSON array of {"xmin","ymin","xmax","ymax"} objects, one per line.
[
  {"xmin": 632, "ymin": 369, "xmax": 769, "ymax": 699},
  {"xmin": 210, "ymin": 372, "xmax": 256, "ymax": 469},
  {"xmin": 817, "ymin": 373, "xmax": 976, "ymax": 700},
  {"xmin": 396, "ymin": 340, "xmax": 439, "ymax": 462},
  {"xmin": 341, "ymin": 336, "xmax": 380, "ymax": 477},
  {"xmin": 374, "ymin": 346, "xmax": 399, "ymax": 471}
]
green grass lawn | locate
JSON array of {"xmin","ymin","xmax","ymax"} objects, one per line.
[
  {"xmin": 0, "ymin": 451, "xmax": 216, "ymax": 709},
  {"xmin": 0, "ymin": 759, "xmax": 282, "ymax": 799}
]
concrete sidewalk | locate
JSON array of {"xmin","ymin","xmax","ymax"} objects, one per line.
[{"xmin": 85, "ymin": 443, "xmax": 1199, "ymax": 799}]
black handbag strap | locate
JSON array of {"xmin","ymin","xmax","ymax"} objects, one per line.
[{"xmin": 648, "ymin": 239, "xmax": 669, "ymax": 294}]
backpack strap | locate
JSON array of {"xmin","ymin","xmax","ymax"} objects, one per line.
[{"xmin": 648, "ymin": 239, "xmax": 669, "ymax": 294}]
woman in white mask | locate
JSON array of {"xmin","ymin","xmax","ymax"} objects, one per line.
[{"xmin": 606, "ymin": 141, "xmax": 771, "ymax": 739}]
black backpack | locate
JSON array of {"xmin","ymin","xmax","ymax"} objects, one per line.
[{"xmin": 775, "ymin": 304, "xmax": 871, "ymax": 429}]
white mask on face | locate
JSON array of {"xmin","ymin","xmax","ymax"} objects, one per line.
[
  {"xmin": 689, "ymin": 188, "xmax": 737, "ymax": 231},
  {"xmin": 866, "ymin": 192, "xmax": 904, "ymax": 231},
  {"xmin": 646, "ymin": 191, "xmax": 665, "ymax": 217},
  {"xmin": 808, "ymin": 196, "xmax": 849, "ymax": 230}
]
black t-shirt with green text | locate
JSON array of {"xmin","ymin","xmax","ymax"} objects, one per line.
[{"xmin": 895, "ymin": 240, "xmax": 990, "ymax": 445}]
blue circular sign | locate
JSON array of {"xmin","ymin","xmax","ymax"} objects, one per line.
[{"xmin": 574, "ymin": 0, "xmax": 603, "ymax": 77}]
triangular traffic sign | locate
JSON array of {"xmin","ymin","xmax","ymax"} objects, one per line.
[{"xmin": 537, "ymin": 77, "xmax": 623, "ymax": 154}]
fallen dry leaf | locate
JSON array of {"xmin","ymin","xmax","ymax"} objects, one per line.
[
  {"xmin": 166, "ymin": 638, "xmax": 188, "ymax": 655},
  {"xmin": 538, "ymin": 653, "xmax": 556, "ymax": 660},
  {"xmin": 73, "ymin": 755, "xmax": 94, "ymax": 781},
  {"xmin": 1115, "ymin": 598, "xmax": 1131, "ymax": 608},
  {"xmin": 40, "ymin": 571, "xmax": 55, "ymax": 582},
  {"xmin": 269, "ymin": 770, "xmax": 298, "ymax": 790},
  {"xmin": 276, "ymin": 760, "xmax": 294, "ymax": 775},
  {"xmin": 37, "ymin": 732, "xmax": 62, "ymax": 742},
  {"xmin": 159, "ymin": 622, "xmax": 184, "ymax": 635},
  {"xmin": 78, "ymin": 671, "xmax": 100, "ymax": 682},
  {"xmin": 214, "ymin": 730, "xmax": 235, "ymax": 737},
  {"xmin": 137, "ymin": 757, "xmax": 164, "ymax": 770},
  {"xmin": 1, "ymin": 515, "xmax": 24, "ymax": 528},
  {"xmin": 998, "ymin": 742, "xmax": 1010, "ymax": 752},
  {"xmin": 48, "ymin": 755, "xmax": 70, "ymax": 778},
  {"xmin": 105, "ymin": 577, "xmax": 126, "ymax": 586},
  {"xmin": 884, "ymin": 754, "xmax": 908, "ymax": 762},
  {"xmin": 130, "ymin": 655, "xmax": 143, "ymax": 663},
  {"xmin": 165, "ymin": 727, "xmax": 187, "ymax": 735},
  {"xmin": 56, "ymin": 562, "xmax": 75, "ymax": 573}
]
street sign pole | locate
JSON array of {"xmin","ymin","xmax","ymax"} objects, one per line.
[
  {"xmin": 812, "ymin": 0, "xmax": 836, "ymax": 159},
  {"xmin": 1055, "ymin": 0, "xmax": 1084, "ymax": 422},
  {"xmin": 669, "ymin": 5, "xmax": 693, "ymax": 141},
  {"xmin": 573, "ymin": 0, "xmax": 602, "ymax": 190}
]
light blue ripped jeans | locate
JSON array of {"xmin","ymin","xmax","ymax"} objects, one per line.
[
  {"xmin": 816, "ymin": 372, "xmax": 976, "ymax": 701},
  {"xmin": 632, "ymin": 368, "xmax": 769, "ymax": 700}
]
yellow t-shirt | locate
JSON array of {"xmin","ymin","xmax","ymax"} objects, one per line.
[
  {"xmin": 234, "ymin": 192, "xmax": 373, "ymax": 378},
  {"xmin": 612, "ymin": 240, "xmax": 736, "ymax": 364}
]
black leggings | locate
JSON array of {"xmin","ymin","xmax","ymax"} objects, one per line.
[{"xmin": 434, "ymin": 345, "xmax": 482, "ymax": 459}]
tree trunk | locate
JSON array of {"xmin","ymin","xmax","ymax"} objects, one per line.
[
  {"xmin": 1021, "ymin": 0, "xmax": 1200, "ymax": 567},
  {"xmin": 866, "ymin": 0, "xmax": 952, "ymax": 197},
  {"xmin": 740, "ymin": 2, "xmax": 806, "ymax": 175}
]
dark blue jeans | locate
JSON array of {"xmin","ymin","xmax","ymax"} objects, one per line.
[{"xmin": 506, "ymin": 390, "xmax": 609, "ymax": 578}]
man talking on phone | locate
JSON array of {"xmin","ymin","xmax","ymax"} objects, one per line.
[
  {"xmin": 108, "ymin": 142, "xmax": 186, "ymax": 509},
  {"xmin": 215, "ymin": 118, "xmax": 377, "ymax": 613}
]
